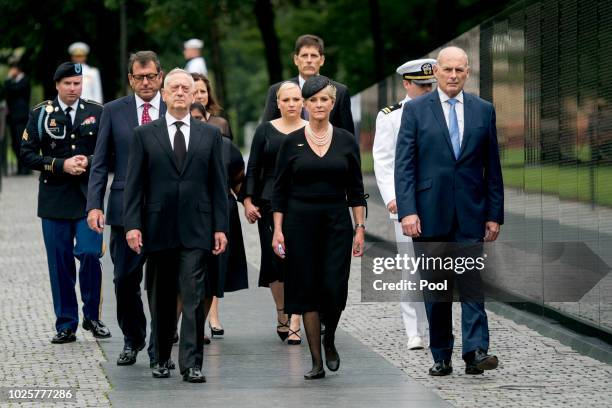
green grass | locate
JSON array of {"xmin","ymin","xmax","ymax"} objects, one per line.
[{"xmin": 502, "ymin": 165, "xmax": 612, "ymax": 207}]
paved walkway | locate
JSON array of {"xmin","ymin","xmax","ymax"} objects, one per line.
[{"xmin": 1, "ymin": 174, "xmax": 611, "ymax": 407}]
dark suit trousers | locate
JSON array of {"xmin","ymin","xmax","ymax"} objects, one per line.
[
  {"xmin": 110, "ymin": 226, "xmax": 147, "ymax": 349},
  {"xmin": 413, "ymin": 217, "xmax": 489, "ymax": 363},
  {"xmin": 147, "ymin": 248, "xmax": 208, "ymax": 374}
]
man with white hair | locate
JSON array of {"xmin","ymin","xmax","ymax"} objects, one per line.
[
  {"xmin": 68, "ymin": 42, "xmax": 103, "ymax": 103},
  {"xmin": 373, "ymin": 58, "xmax": 437, "ymax": 351},
  {"xmin": 395, "ymin": 46, "xmax": 503, "ymax": 376},
  {"xmin": 124, "ymin": 68, "xmax": 228, "ymax": 382},
  {"xmin": 183, "ymin": 39, "xmax": 208, "ymax": 76}
]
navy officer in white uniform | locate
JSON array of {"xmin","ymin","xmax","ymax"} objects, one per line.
[{"xmin": 372, "ymin": 58, "xmax": 436, "ymax": 351}]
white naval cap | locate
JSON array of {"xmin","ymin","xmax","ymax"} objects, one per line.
[
  {"xmin": 396, "ymin": 58, "xmax": 437, "ymax": 84},
  {"xmin": 68, "ymin": 42, "xmax": 90, "ymax": 56},
  {"xmin": 184, "ymin": 38, "xmax": 204, "ymax": 49}
]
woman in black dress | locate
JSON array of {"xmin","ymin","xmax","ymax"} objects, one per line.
[
  {"xmin": 271, "ymin": 76, "xmax": 366, "ymax": 379},
  {"xmin": 190, "ymin": 102, "xmax": 248, "ymax": 340},
  {"xmin": 243, "ymin": 81, "xmax": 306, "ymax": 344}
]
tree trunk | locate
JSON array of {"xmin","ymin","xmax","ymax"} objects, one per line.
[
  {"xmin": 254, "ymin": 0, "xmax": 283, "ymax": 85},
  {"xmin": 204, "ymin": 2, "xmax": 228, "ymax": 109}
]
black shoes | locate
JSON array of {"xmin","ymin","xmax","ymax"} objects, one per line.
[
  {"xmin": 182, "ymin": 367, "xmax": 206, "ymax": 383},
  {"xmin": 473, "ymin": 348, "xmax": 499, "ymax": 371},
  {"xmin": 304, "ymin": 366, "xmax": 325, "ymax": 380},
  {"xmin": 117, "ymin": 343, "xmax": 145, "ymax": 366},
  {"xmin": 209, "ymin": 322, "xmax": 224, "ymax": 338},
  {"xmin": 429, "ymin": 360, "xmax": 453, "ymax": 376},
  {"xmin": 51, "ymin": 329, "xmax": 76, "ymax": 344},
  {"xmin": 82, "ymin": 319, "xmax": 111, "ymax": 339},
  {"xmin": 465, "ymin": 363, "xmax": 484, "ymax": 375},
  {"xmin": 150, "ymin": 359, "xmax": 176, "ymax": 370},
  {"xmin": 152, "ymin": 361, "xmax": 171, "ymax": 378},
  {"xmin": 322, "ymin": 336, "xmax": 340, "ymax": 371},
  {"xmin": 276, "ymin": 308, "xmax": 289, "ymax": 341},
  {"xmin": 287, "ymin": 328, "xmax": 302, "ymax": 346},
  {"xmin": 429, "ymin": 350, "xmax": 498, "ymax": 376}
]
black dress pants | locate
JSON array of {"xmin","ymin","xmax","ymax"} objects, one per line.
[
  {"xmin": 110, "ymin": 227, "xmax": 147, "ymax": 349},
  {"xmin": 147, "ymin": 248, "xmax": 208, "ymax": 374}
]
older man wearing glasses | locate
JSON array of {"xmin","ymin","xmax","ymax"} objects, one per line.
[{"xmin": 86, "ymin": 50, "xmax": 167, "ymax": 368}]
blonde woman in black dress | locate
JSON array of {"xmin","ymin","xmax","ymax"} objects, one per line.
[
  {"xmin": 271, "ymin": 76, "xmax": 366, "ymax": 379},
  {"xmin": 243, "ymin": 81, "xmax": 306, "ymax": 344}
]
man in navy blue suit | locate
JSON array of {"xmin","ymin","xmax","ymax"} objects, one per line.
[
  {"xmin": 86, "ymin": 51, "xmax": 166, "ymax": 367},
  {"xmin": 395, "ymin": 46, "xmax": 504, "ymax": 376}
]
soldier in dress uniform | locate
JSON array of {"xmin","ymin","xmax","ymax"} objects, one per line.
[
  {"xmin": 372, "ymin": 58, "xmax": 436, "ymax": 351},
  {"xmin": 20, "ymin": 61, "xmax": 111, "ymax": 344}
]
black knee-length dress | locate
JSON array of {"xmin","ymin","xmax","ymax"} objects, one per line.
[
  {"xmin": 205, "ymin": 136, "xmax": 249, "ymax": 297},
  {"xmin": 270, "ymin": 127, "xmax": 366, "ymax": 315},
  {"xmin": 244, "ymin": 121, "xmax": 297, "ymax": 287}
]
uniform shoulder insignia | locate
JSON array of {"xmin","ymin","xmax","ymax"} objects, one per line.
[
  {"xmin": 33, "ymin": 100, "xmax": 52, "ymax": 111},
  {"xmin": 82, "ymin": 99, "xmax": 103, "ymax": 107},
  {"xmin": 379, "ymin": 103, "xmax": 402, "ymax": 115}
]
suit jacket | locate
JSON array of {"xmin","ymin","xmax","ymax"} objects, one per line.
[
  {"xmin": 123, "ymin": 117, "xmax": 228, "ymax": 252},
  {"xmin": 4, "ymin": 75, "xmax": 31, "ymax": 123},
  {"xmin": 21, "ymin": 97, "xmax": 102, "ymax": 219},
  {"xmin": 86, "ymin": 95, "xmax": 167, "ymax": 226},
  {"xmin": 261, "ymin": 76, "xmax": 355, "ymax": 135},
  {"xmin": 394, "ymin": 90, "xmax": 504, "ymax": 239}
]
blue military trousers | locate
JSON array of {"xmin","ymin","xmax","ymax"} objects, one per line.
[{"xmin": 41, "ymin": 217, "xmax": 103, "ymax": 332}]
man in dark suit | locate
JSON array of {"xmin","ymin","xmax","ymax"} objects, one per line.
[
  {"xmin": 87, "ymin": 51, "xmax": 165, "ymax": 367},
  {"xmin": 20, "ymin": 62, "xmax": 110, "ymax": 343},
  {"xmin": 395, "ymin": 46, "xmax": 504, "ymax": 376},
  {"xmin": 3, "ymin": 61, "xmax": 31, "ymax": 175},
  {"xmin": 261, "ymin": 34, "xmax": 354, "ymax": 134},
  {"xmin": 124, "ymin": 68, "xmax": 228, "ymax": 383}
]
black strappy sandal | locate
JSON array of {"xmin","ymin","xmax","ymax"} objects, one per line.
[
  {"xmin": 287, "ymin": 328, "xmax": 302, "ymax": 345},
  {"xmin": 277, "ymin": 308, "xmax": 289, "ymax": 341}
]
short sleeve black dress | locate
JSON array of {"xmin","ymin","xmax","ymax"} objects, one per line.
[
  {"xmin": 244, "ymin": 121, "xmax": 294, "ymax": 287},
  {"xmin": 271, "ymin": 126, "xmax": 366, "ymax": 315}
]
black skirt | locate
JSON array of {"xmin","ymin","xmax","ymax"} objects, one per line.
[
  {"xmin": 206, "ymin": 195, "xmax": 249, "ymax": 297},
  {"xmin": 282, "ymin": 198, "xmax": 353, "ymax": 315},
  {"xmin": 256, "ymin": 202, "xmax": 286, "ymax": 287}
]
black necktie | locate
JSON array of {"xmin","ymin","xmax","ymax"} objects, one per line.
[
  {"xmin": 65, "ymin": 106, "xmax": 73, "ymax": 134},
  {"xmin": 173, "ymin": 121, "xmax": 186, "ymax": 169}
]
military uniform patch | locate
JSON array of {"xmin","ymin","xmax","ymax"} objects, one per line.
[
  {"xmin": 380, "ymin": 103, "xmax": 402, "ymax": 115},
  {"xmin": 22, "ymin": 129, "xmax": 29, "ymax": 141}
]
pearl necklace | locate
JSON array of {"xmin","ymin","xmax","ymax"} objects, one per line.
[{"xmin": 305, "ymin": 124, "xmax": 332, "ymax": 146}]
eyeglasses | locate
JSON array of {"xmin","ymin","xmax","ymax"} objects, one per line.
[{"xmin": 131, "ymin": 73, "xmax": 159, "ymax": 82}]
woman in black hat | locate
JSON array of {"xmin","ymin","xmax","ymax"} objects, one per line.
[{"xmin": 271, "ymin": 76, "xmax": 367, "ymax": 379}]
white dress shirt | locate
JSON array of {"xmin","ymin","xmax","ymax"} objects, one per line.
[
  {"xmin": 298, "ymin": 75, "xmax": 306, "ymax": 89},
  {"xmin": 437, "ymin": 88, "xmax": 465, "ymax": 145},
  {"xmin": 57, "ymin": 98, "xmax": 79, "ymax": 124},
  {"xmin": 165, "ymin": 112, "xmax": 191, "ymax": 150},
  {"xmin": 135, "ymin": 92, "xmax": 161, "ymax": 125}
]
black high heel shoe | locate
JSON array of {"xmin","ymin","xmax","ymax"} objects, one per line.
[
  {"xmin": 209, "ymin": 322, "xmax": 224, "ymax": 338},
  {"xmin": 287, "ymin": 328, "xmax": 301, "ymax": 345},
  {"xmin": 276, "ymin": 308, "xmax": 289, "ymax": 341}
]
